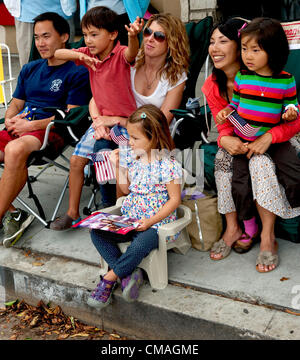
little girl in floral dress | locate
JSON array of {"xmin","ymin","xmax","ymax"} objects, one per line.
[{"xmin": 88, "ymin": 104, "xmax": 182, "ymax": 309}]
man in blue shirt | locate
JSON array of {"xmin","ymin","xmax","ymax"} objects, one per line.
[
  {"xmin": 0, "ymin": 12, "xmax": 90, "ymax": 247},
  {"xmin": 4, "ymin": 0, "xmax": 77, "ymax": 67}
]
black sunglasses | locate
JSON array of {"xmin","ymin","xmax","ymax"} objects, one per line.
[{"xmin": 143, "ymin": 27, "xmax": 166, "ymax": 42}]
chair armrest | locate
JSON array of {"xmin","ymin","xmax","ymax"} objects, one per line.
[
  {"xmin": 91, "ymin": 197, "xmax": 126, "ymax": 216},
  {"xmin": 98, "ymin": 204, "xmax": 122, "ymax": 215},
  {"xmin": 158, "ymin": 205, "xmax": 192, "ymax": 238},
  {"xmin": 43, "ymin": 106, "xmax": 90, "ymax": 127},
  {"xmin": 39, "ymin": 121, "xmax": 55, "ymax": 151}
]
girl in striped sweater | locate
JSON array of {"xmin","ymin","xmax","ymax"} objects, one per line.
[{"xmin": 216, "ymin": 18, "xmax": 300, "ymax": 263}]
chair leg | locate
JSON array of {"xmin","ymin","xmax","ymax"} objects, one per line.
[
  {"xmin": 50, "ymin": 176, "xmax": 69, "ymax": 221},
  {"xmin": 140, "ymin": 250, "xmax": 168, "ymax": 290},
  {"xmin": 26, "ymin": 179, "xmax": 46, "ymax": 220}
]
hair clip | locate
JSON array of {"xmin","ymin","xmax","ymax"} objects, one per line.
[
  {"xmin": 238, "ymin": 22, "xmax": 248, "ymax": 38},
  {"xmin": 141, "ymin": 112, "xmax": 147, "ymax": 119}
]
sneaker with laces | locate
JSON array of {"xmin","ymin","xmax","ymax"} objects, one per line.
[
  {"xmin": 87, "ymin": 276, "xmax": 117, "ymax": 309},
  {"xmin": 3, "ymin": 209, "xmax": 35, "ymax": 248},
  {"xmin": 121, "ymin": 268, "xmax": 143, "ymax": 302}
]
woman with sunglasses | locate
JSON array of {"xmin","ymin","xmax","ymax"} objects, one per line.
[
  {"xmin": 131, "ymin": 13, "xmax": 190, "ymax": 126},
  {"xmin": 92, "ymin": 13, "xmax": 190, "ymax": 207}
]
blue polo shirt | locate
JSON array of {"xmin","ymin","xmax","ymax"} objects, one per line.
[{"xmin": 13, "ymin": 59, "xmax": 90, "ymax": 120}]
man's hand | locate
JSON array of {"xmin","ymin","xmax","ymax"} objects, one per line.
[
  {"xmin": 6, "ymin": 113, "xmax": 33, "ymax": 137},
  {"xmin": 78, "ymin": 53, "xmax": 101, "ymax": 71},
  {"xmin": 125, "ymin": 16, "xmax": 144, "ymax": 38}
]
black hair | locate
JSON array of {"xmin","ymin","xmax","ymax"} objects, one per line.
[
  {"xmin": 240, "ymin": 17, "xmax": 289, "ymax": 75},
  {"xmin": 33, "ymin": 12, "xmax": 70, "ymax": 38},
  {"xmin": 81, "ymin": 6, "xmax": 119, "ymax": 34},
  {"xmin": 210, "ymin": 17, "xmax": 246, "ymax": 100}
]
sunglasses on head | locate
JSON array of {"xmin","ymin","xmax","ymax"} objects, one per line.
[{"xmin": 143, "ymin": 27, "xmax": 166, "ymax": 42}]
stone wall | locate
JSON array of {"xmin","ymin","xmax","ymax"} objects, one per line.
[{"xmin": 181, "ymin": 0, "xmax": 217, "ymax": 22}]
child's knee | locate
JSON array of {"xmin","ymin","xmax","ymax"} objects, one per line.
[{"xmin": 70, "ymin": 155, "xmax": 88, "ymax": 171}]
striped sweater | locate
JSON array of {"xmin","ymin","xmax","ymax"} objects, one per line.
[{"xmin": 228, "ymin": 70, "xmax": 299, "ymax": 141}]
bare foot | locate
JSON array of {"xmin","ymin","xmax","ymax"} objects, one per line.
[{"xmin": 256, "ymin": 234, "xmax": 278, "ymax": 272}]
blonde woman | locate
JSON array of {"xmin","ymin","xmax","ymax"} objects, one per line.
[
  {"xmin": 93, "ymin": 13, "xmax": 190, "ymax": 207},
  {"xmin": 131, "ymin": 13, "xmax": 190, "ymax": 125}
]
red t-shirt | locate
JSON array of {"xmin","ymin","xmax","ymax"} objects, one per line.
[{"xmin": 74, "ymin": 41, "xmax": 136, "ymax": 117}]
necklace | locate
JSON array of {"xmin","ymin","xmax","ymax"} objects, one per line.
[
  {"xmin": 255, "ymin": 74, "xmax": 272, "ymax": 97},
  {"xmin": 144, "ymin": 67, "xmax": 157, "ymax": 89}
]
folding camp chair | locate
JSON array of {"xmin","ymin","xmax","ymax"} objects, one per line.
[
  {"xmin": 171, "ymin": 16, "xmax": 213, "ymax": 147},
  {"xmin": 170, "ymin": 16, "xmax": 214, "ymax": 191},
  {"xmin": 0, "ymin": 37, "xmax": 93, "ymax": 227}
]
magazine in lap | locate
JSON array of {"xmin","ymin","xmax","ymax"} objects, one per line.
[{"xmin": 72, "ymin": 211, "xmax": 140, "ymax": 242}]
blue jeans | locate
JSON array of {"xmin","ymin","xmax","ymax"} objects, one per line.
[
  {"xmin": 93, "ymin": 138, "xmax": 118, "ymax": 206},
  {"xmin": 90, "ymin": 228, "xmax": 159, "ymax": 278}
]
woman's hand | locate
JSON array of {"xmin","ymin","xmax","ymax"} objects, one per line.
[
  {"xmin": 136, "ymin": 218, "xmax": 152, "ymax": 232},
  {"xmin": 220, "ymin": 136, "xmax": 249, "ymax": 156},
  {"xmin": 246, "ymin": 132, "xmax": 272, "ymax": 159}
]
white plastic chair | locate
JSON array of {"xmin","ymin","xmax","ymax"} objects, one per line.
[
  {"xmin": 0, "ymin": 43, "xmax": 15, "ymax": 109},
  {"xmin": 97, "ymin": 170, "xmax": 192, "ymax": 290}
]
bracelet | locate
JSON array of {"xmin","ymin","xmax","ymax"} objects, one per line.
[{"xmin": 284, "ymin": 104, "xmax": 298, "ymax": 112}]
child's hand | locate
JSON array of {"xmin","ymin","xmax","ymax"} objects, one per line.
[
  {"xmin": 125, "ymin": 16, "xmax": 144, "ymax": 37},
  {"xmin": 94, "ymin": 125, "xmax": 111, "ymax": 140},
  {"xmin": 216, "ymin": 108, "xmax": 231, "ymax": 125},
  {"xmin": 110, "ymin": 149, "xmax": 120, "ymax": 168},
  {"xmin": 78, "ymin": 53, "xmax": 100, "ymax": 71},
  {"xmin": 282, "ymin": 107, "xmax": 298, "ymax": 122},
  {"xmin": 136, "ymin": 218, "xmax": 152, "ymax": 232}
]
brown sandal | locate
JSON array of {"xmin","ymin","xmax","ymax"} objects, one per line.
[{"xmin": 210, "ymin": 239, "xmax": 232, "ymax": 261}]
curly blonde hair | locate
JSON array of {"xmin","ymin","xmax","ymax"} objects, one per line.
[{"xmin": 135, "ymin": 13, "xmax": 190, "ymax": 86}]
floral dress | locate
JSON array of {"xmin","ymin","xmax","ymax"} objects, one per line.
[{"xmin": 120, "ymin": 151, "xmax": 182, "ymax": 234}]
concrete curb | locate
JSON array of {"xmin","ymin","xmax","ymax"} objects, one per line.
[{"xmin": 1, "ymin": 246, "xmax": 300, "ymax": 340}]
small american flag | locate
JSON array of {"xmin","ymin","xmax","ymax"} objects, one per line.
[
  {"xmin": 226, "ymin": 110, "xmax": 262, "ymax": 138},
  {"xmin": 110, "ymin": 125, "xmax": 129, "ymax": 145},
  {"xmin": 89, "ymin": 151, "xmax": 116, "ymax": 183}
]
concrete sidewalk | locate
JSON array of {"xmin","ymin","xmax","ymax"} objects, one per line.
[
  {"xmin": 1, "ymin": 54, "xmax": 300, "ymax": 340},
  {"xmin": 0, "ymin": 153, "xmax": 300, "ymax": 340}
]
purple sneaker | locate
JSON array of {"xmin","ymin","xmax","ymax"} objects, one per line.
[
  {"xmin": 121, "ymin": 268, "xmax": 143, "ymax": 302},
  {"xmin": 87, "ymin": 276, "xmax": 116, "ymax": 309}
]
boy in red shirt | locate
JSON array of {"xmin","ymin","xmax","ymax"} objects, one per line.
[{"xmin": 51, "ymin": 6, "xmax": 143, "ymax": 230}]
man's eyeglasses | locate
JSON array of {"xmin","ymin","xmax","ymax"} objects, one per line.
[{"xmin": 143, "ymin": 27, "xmax": 166, "ymax": 42}]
